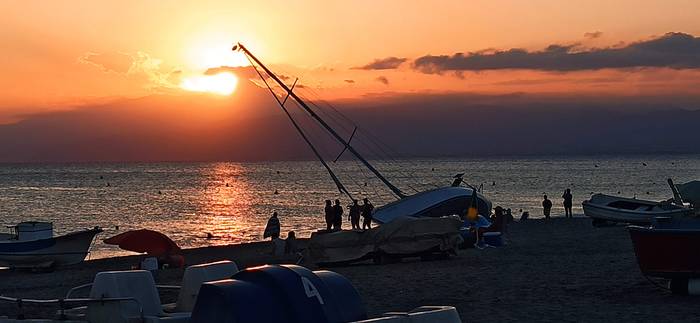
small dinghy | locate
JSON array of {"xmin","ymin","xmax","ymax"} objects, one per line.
[
  {"xmin": 582, "ymin": 193, "xmax": 692, "ymax": 225},
  {"xmin": 0, "ymin": 221, "xmax": 102, "ymax": 269}
]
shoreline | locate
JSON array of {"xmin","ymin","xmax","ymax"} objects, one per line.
[{"xmin": 2, "ymin": 217, "xmax": 700, "ymax": 322}]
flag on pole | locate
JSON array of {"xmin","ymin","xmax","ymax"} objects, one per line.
[{"xmin": 466, "ymin": 188, "xmax": 479, "ymax": 221}]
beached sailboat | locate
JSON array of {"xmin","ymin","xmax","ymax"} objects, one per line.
[
  {"xmin": 232, "ymin": 43, "xmax": 492, "ymax": 224},
  {"xmin": 0, "ymin": 221, "xmax": 102, "ymax": 268}
]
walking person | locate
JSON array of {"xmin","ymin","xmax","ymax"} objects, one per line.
[
  {"xmin": 348, "ymin": 199, "xmax": 361, "ymax": 230},
  {"xmin": 542, "ymin": 195, "xmax": 552, "ymax": 219},
  {"xmin": 333, "ymin": 199, "xmax": 343, "ymax": 231},
  {"xmin": 324, "ymin": 200, "xmax": 333, "ymax": 231},
  {"xmin": 361, "ymin": 198, "xmax": 374, "ymax": 230},
  {"xmin": 562, "ymin": 189, "xmax": 573, "ymax": 218}
]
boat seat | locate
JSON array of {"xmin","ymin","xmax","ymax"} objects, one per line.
[
  {"xmin": 86, "ymin": 270, "xmax": 190, "ymax": 323},
  {"xmin": 352, "ymin": 306, "xmax": 462, "ymax": 322},
  {"xmin": 172, "ymin": 260, "xmax": 239, "ymax": 312}
]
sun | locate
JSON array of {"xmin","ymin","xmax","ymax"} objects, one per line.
[{"xmin": 180, "ymin": 72, "xmax": 239, "ymax": 95}]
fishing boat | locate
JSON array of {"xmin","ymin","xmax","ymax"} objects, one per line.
[
  {"xmin": 582, "ymin": 193, "xmax": 692, "ymax": 225},
  {"xmin": 231, "ymin": 43, "xmax": 492, "ymax": 223},
  {"xmin": 583, "ymin": 178, "xmax": 693, "ymax": 226},
  {"xmin": 628, "ymin": 217, "xmax": 700, "ymax": 278},
  {"xmin": 0, "ymin": 221, "xmax": 102, "ymax": 269}
]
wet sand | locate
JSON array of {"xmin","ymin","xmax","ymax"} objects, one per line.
[{"xmin": 2, "ymin": 216, "xmax": 700, "ymax": 322}]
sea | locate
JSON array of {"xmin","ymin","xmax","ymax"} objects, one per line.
[{"xmin": 1, "ymin": 155, "xmax": 699, "ymax": 259}]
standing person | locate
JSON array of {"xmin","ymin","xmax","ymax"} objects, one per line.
[
  {"xmin": 348, "ymin": 199, "xmax": 361, "ymax": 230},
  {"xmin": 263, "ymin": 212, "xmax": 281, "ymax": 240},
  {"xmin": 562, "ymin": 189, "xmax": 573, "ymax": 218},
  {"xmin": 324, "ymin": 200, "xmax": 333, "ymax": 231},
  {"xmin": 542, "ymin": 195, "xmax": 552, "ymax": 219},
  {"xmin": 333, "ymin": 199, "xmax": 343, "ymax": 231},
  {"xmin": 284, "ymin": 231, "xmax": 298, "ymax": 255},
  {"xmin": 361, "ymin": 198, "xmax": 374, "ymax": 230}
]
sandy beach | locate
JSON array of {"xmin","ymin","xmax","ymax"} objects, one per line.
[{"xmin": 2, "ymin": 216, "xmax": 699, "ymax": 322}]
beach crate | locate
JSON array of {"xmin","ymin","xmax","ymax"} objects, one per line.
[
  {"xmin": 190, "ymin": 264, "xmax": 366, "ymax": 323},
  {"xmin": 483, "ymin": 232, "xmax": 503, "ymax": 247}
]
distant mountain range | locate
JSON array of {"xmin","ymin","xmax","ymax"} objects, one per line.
[{"xmin": 2, "ymin": 88, "xmax": 699, "ymax": 162}]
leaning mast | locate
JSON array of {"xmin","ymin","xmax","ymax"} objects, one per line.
[{"xmin": 233, "ymin": 43, "xmax": 406, "ymax": 199}]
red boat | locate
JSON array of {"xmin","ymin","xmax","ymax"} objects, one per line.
[{"xmin": 628, "ymin": 217, "xmax": 700, "ymax": 278}]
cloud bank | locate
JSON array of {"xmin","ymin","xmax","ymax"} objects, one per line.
[
  {"xmin": 413, "ymin": 32, "xmax": 700, "ymax": 73},
  {"xmin": 354, "ymin": 57, "xmax": 407, "ymax": 70}
]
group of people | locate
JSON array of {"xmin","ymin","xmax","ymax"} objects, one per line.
[
  {"xmin": 324, "ymin": 198, "xmax": 374, "ymax": 231},
  {"xmin": 541, "ymin": 188, "xmax": 574, "ymax": 218},
  {"xmin": 262, "ymin": 197, "xmax": 376, "ymax": 255}
]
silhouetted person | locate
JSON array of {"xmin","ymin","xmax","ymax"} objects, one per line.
[
  {"xmin": 520, "ymin": 211, "xmax": 530, "ymax": 221},
  {"xmin": 324, "ymin": 200, "xmax": 333, "ymax": 231},
  {"xmin": 542, "ymin": 195, "xmax": 552, "ymax": 219},
  {"xmin": 285, "ymin": 231, "xmax": 298, "ymax": 254},
  {"xmin": 348, "ymin": 199, "xmax": 361, "ymax": 230},
  {"xmin": 490, "ymin": 206, "xmax": 505, "ymax": 232},
  {"xmin": 563, "ymin": 189, "xmax": 573, "ymax": 218},
  {"xmin": 333, "ymin": 199, "xmax": 343, "ymax": 231},
  {"xmin": 361, "ymin": 198, "xmax": 374, "ymax": 230},
  {"xmin": 264, "ymin": 212, "xmax": 281, "ymax": 240}
]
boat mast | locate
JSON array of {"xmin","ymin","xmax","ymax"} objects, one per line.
[
  {"xmin": 234, "ymin": 43, "xmax": 406, "ymax": 199},
  {"xmin": 248, "ymin": 65, "xmax": 354, "ymax": 200}
]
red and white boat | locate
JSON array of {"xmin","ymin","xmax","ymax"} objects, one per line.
[{"xmin": 628, "ymin": 217, "xmax": 700, "ymax": 278}]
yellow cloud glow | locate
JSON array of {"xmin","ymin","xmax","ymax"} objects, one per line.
[{"xmin": 180, "ymin": 72, "xmax": 238, "ymax": 95}]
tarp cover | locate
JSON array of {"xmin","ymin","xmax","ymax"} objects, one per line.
[
  {"xmin": 306, "ymin": 216, "xmax": 463, "ymax": 264},
  {"xmin": 678, "ymin": 180, "xmax": 700, "ymax": 205}
]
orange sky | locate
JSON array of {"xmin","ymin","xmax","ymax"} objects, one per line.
[{"xmin": 2, "ymin": 0, "xmax": 700, "ymax": 123}]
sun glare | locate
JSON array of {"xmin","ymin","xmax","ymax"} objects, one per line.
[
  {"xmin": 180, "ymin": 72, "xmax": 239, "ymax": 95},
  {"xmin": 186, "ymin": 41, "xmax": 251, "ymax": 70}
]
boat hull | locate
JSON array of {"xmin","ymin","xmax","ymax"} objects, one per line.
[
  {"xmin": 629, "ymin": 225, "xmax": 700, "ymax": 278},
  {"xmin": 0, "ymin": 229, "xmax": 102, "ymax": 268},
  {"xmin": 372, "ymin": 187, "xmax": 492, "ymax": 224},
  {"xmin": 582, "ymin": 194, "xmax": 692, "ymax": 224}
]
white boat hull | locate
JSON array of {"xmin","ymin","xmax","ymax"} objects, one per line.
[
  {"xmin": 582, "ymin": 194, "xmax": 693, "ymax": 224},
  {"xmin": 0, "ymin": 229, "xmax": 102, "ymax": 268},
  {"xmin": 373, "ymin": 187, "xmax": 491, "ymax": 224}
]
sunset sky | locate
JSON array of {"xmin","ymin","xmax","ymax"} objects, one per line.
[{"xmin": 2, "ymin": 1, "xmax": 700, "ymax": 161}]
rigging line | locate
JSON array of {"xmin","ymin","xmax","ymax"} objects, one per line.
[
  {"xmin": 298, "ymin": 86, "xmax": 358, "ymax": 127},
  {"xmin": 292, "ymin": 83, "xmax": 424, "ymax": 183},
  {"xmin": 347, "ymin": 132, "xmax": 422, "ymax": 193},
  {"xmin": 349, "ymin": 152, "xmax": 386, "ymax": 200},
  {"xmin": 299, "ymin": 91, "xmax": 356, "ymax": 139},
  {"xmin": 296, "ymin": 100, "xmax": 375, "ymax": 198},
  {"xmin": 245, "ymin": 55, "xmax": 354, "ymax": 201},
  {"xmin": 236, "ymin": 43, "xmax": 406, "ymax": 199},
  {"xmin": 303, "ymin": 94, "xmax": 425, "ymax": 185},
  {"xmin": 265, "ymin": 69, "xmax": 397, "ymax": 196},
  {"xmin": 286, "ymin": 94, "xmax": 365, "ymax": 198}
]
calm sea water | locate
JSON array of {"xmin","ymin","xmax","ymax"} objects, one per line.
[{"xmin": 1, "ymin": 155, "xmax": 699, "ymax": 259}]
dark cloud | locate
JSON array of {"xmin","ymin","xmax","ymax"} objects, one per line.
[
  {"xmin": 344, "ymin": 79, "xmax": 355, "ymax": 84},
  {"xmin": 353, "ymin": 57, "xmax": 407, "ymax": 70},
  {"xmin": 375, "ymin": 76, "xmax": 389, "ymax": 85},
  {"xmin": 413, "ymin": 32, "xmax": 700, "ymax": 73},
  {"xmin": 584, "ymin": 31, "xmax": 603, "ymax": 39}
]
